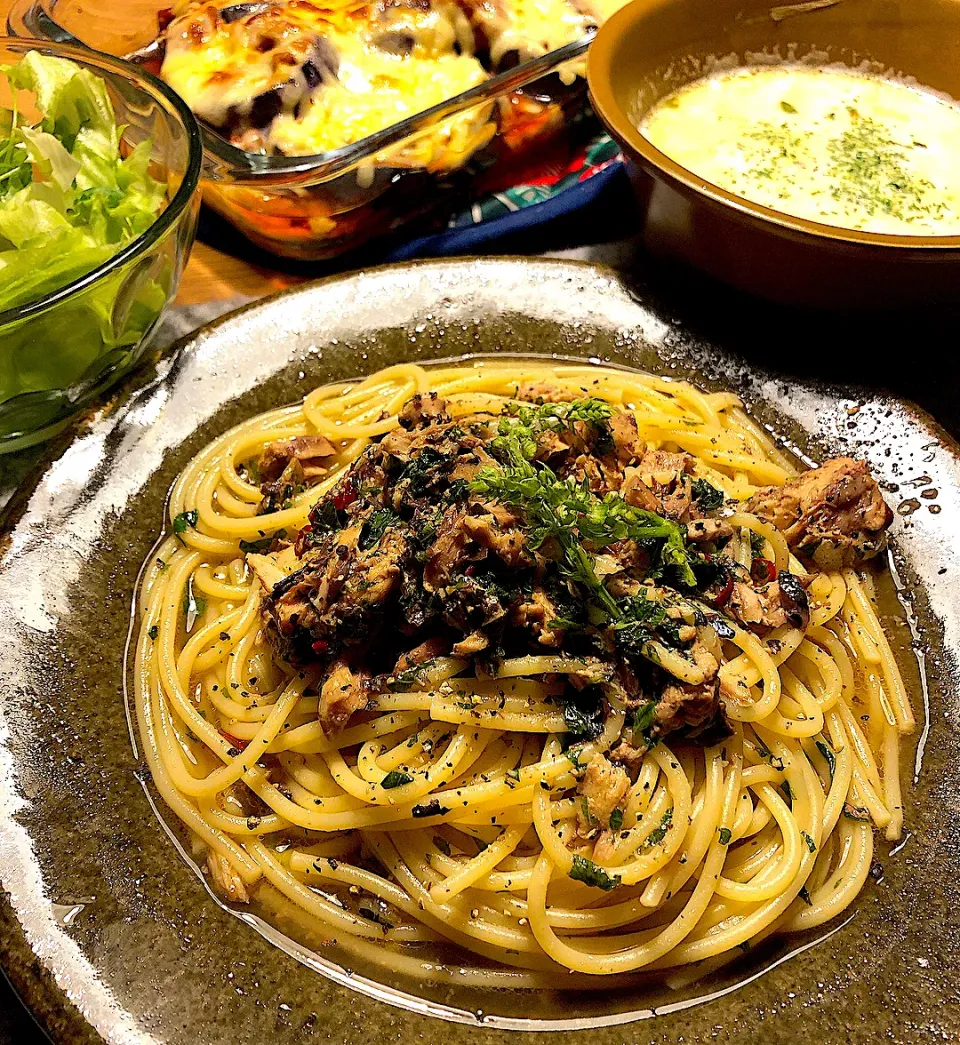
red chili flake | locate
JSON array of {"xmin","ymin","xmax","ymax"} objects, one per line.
[
  {"xmin": 294, "ymin": 524, "xmax": 314, "ymax": 556},
  {"xmin": 312, "ymin": 638, "xmax": 329, "ymax": 653},
  {"xmin": 751, "ymin": 558, "xmax": 777, "ymax": 585},
  {"xmin": 220, "ymin": 730, "xmax": 249, "ymax": 752},
  {"xmin": 713, "ymin": 574, "xmax": 734, "ymax": 607},
  {"xmin": 464, "ymin": 564, "xmax": 476, "ymax": 576},
  {"xmin": 333, "ymin": 478, "xmax": 357, "ymax": 511}
]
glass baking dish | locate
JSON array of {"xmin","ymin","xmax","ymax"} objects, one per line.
[{"xmin": 8, "ymin": 0, "xmax": 599, "ymax": 259}]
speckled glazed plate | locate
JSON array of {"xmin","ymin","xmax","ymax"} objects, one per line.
[{"xmin": 0, "ymin": 259, "xmax": 958, "ymax": 1045}]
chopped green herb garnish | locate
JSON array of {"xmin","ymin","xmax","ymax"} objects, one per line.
[
  {"xmin": 360, "ymin": 508, "xmax": 401, "ymax": 551},
  {"xmin": 310, "ymin": 499, "xmax": 344, "ymax": 534},
  {"xmin": 173, "ymin": 509, "xmax": 198, "ymax": 535},
  {"xmin": 815, "ymin": 739, "xmax": 836, "ymax": 783},
  {"xmin": 239, "ymin": 531, "xmax": 286, "ymax": 554},
  {"xmin": 381, "ymin": 770, "xmax": 414, "ymax": 789},
  {"xmin": 798, "ymin": 884, "xmax": 813, "ymax": 905},
  {"xmin": 398, "ymin": 446, "xmax": 448, "ymax": 498},
  {"xmin": 801, "ymin": 830, "xmax": 817, "ymax": 853},
  {"xmin": 718, "ymin": 827, "xmax": 732, "ymax": 845},
  {"xmin": 565, "ymin": 746, "xmax": 585, "ymax": 770},
  {"xmin": 147, "ymin": 624, "xmax": 159, "ymax": 640},
  {"xmin": 493, "ymin": 397, "xmax": 614, "ymax": 462},
  {"xmin": 562, "ymin": 695, "xmax": 604, "ymax": 740},
  {"xmin": 391, "ymin": 659, "xmax": 437, "ymax": 690},
  {"xmin": 568, "ymin": 855, "xmax": 621, "ymax": 891},
  {"xmin": 691, "ymin": 478, "xmax": 725, "ymax": 511},
  {"xmin": 411, "ymin": 799, "xmax": 449, "ymax": 818},
  {"xmin": 471, "ymin": 403, "xmax": 697, "ymax": 627},
  {"xmin": 181, "ymin": 583, "xmax": 206, "ymax": 631},
  {"xmin": 642, "ymin": 809, "xmax": 673, "ymax": 850},
  {"xmin": 580, "ymin": 795, "xmax": 598, "ymax": 828},
  {"xmin": 614, "ymin": 596, "xmax": 669, "ymax": 660},
  {"xmin": 755, "ymin": 740, "xmax": 785, "ymax": 772},
  {"xmin": 631, "ymin": 700, "xmax": 658, "ymax": 734},
  {"xmin": 674, "ymin": 83, "xmax": 955, "ymax": 234},
  {"xmin": 826, "ymin": 115, "xmax": 946, "ymax": 223},
  {"xmin": 609, "ymin": 807, "xmax": 624, "ymax": 832}
]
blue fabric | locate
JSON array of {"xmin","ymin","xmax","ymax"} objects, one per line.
[{"xmin": 386, "ymin": 160, "xmax": 627, "ymax": 261}]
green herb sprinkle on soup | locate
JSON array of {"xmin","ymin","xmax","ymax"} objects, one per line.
[{"xmin": 639, "ymin": 65, "xmax": 960, "ymax": 235}]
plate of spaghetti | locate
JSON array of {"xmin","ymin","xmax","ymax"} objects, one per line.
[{"xmin": 0, "ymin": 259, "xmax": 957, "ymax": 1045}]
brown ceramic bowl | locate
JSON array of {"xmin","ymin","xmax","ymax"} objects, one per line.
[{"xmin": 587, "ymin": 0, "xmax": 960, "ymax": 309}]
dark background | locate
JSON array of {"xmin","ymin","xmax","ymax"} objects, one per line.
[{"xmin": 0, "ymin": 974, "xmax": 45, "ymax": 1042}]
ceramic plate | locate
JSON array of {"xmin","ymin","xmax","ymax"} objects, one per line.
[{"xmin": 0, "ymin": 259, "xmax": 957, "ymax": 1045}]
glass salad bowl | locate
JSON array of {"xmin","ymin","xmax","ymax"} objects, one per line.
[{"xmin": 0, "ymin": 38, "xmax": 201, "ymax": 452}]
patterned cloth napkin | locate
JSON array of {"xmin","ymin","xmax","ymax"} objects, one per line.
[{"xmin": 447, "ymin": 133, "xmax": 622, "ymax": 228}]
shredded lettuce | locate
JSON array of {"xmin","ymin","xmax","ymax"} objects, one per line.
[
  {"xmin": 0, "ymin": 50, "xmax": 166, "ymax": 314},
  {"xmin": 0, "ymin": 51, "xmax": 172, "ymax": 440}
]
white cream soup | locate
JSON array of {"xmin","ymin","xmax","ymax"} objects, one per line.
[{"xmin": 639, "ymin": 65, "xmax": 960, "ymax": 235}]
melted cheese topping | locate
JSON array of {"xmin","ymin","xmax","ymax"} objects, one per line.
[
  {"xmin": 161, "ymin": 0, "xmax": 491, "ymax": 162},
  {"xmin": 158, "ymin": 0, "xmax": 628, "ymax": 164},
  {"xmin": 161, "ymin": 18, "xmax": 284, "ymax": 126},
  {"xmin": 268, "ymin": 45, "xmax": 489, "ymax": 158},
  {"xmin": 640, "ymin": 65, "xmax": 960, "ymax": 235},
  {"xmin": 473, "ymin": 0, "xmax": 594, "ymax": 66},
  {"xmin": 366, "ymin": 1, "xmax": 475, "ymax": 59}
]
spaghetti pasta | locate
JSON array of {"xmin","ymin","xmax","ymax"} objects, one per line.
[{"xmin": 132, "ymin": 360, "xmax": 913, "ymax": 982}]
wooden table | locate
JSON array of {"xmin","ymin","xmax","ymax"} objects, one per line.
[{"xmin": 174, "ymin": 240, "xmax": 311, "ymax": 307}]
